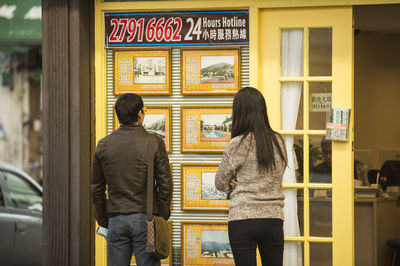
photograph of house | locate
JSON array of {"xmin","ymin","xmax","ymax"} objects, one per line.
[{"xmin": 133, "ymin": 57, "xmax": 166, "ymax": 84}]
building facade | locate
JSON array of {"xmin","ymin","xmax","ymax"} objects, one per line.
[{"xmin": 41, "ymin": 1, "xmax": 400, "ymax": 265}]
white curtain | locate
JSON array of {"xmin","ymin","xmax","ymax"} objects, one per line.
[{"xmin": 281, "ymin": 30, "xmax": 303, "ymax": 266}]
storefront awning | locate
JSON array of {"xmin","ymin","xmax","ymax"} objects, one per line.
[{"xmin": 0, "ymin": 0, "xmax": 41, "ymax": 45}]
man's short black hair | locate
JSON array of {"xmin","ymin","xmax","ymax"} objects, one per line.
[
  {"xmin": 115, "ymin": 93, "xmax": 143, "ymax": 125},
  {"xmin": 321, "ymin": 137, "xmax": 332, "ymax": 148}
]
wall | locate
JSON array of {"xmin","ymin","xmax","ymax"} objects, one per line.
[
  {"xmin": 0, "ymin": 52, "xmax": 30, "ymax": 172},
  {"xmin": 354, "ymin": 31, "xmax": 400, "ymax": 169},
  {"xmin": 28, "ymin": 79, "xmax": 42, "ymax": 183}
]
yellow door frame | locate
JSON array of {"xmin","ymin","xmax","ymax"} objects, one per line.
[{"xmin": 260, "ymin": 7, "xmax": 354, "ymax": 265}]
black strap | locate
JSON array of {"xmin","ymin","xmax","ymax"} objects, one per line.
[{"xmin": 146, "ymin": 135, "xmax": 157, "ymax": 221}]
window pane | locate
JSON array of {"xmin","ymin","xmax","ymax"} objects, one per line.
[
  {"xmin": 310, "ymin": 242, "xmax": 332, "ymax": 266},
  {"xmin": 292, "ymin": 136, "xmax": 304, "ymax": 183},
  {"xmin": 284, "ymin": 188, "xmax": 304, "ymax": 237},
  {"xmin": 281, "ymin": 29, "xmax": 304, "ymax": 77},
  {"xmin": 309, "ymin": 28, "xmax": 332, "ymax": 76},
  {"xmin": 309, "ymin": 135, "xmax": 332, "ymax": 184},
  {"xmin": 284, "ymin": 136, "xmax": 304, "ymax": 237},
  {"xmin": 309, "ymin": 189, "xmax": 332, "ymax": 237},
  {"xmin": 3, "ymin": 172, "xmax": 42, "ymax": 211},
  {"xmin": 281, "ymin": 82, "xmax": 303, "ymax": 130},
  {"xmin": 309, "ymin": 82, "xmax": 332, "ymax": 130},
  {"xmin": 292, "ymin": 188, "xmax": 305, "ymax": 237}
]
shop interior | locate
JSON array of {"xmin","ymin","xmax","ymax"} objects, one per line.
[
  {"xmin": 354, "ymin": 5, "xmax": 400, "ymax": 188},
  {"xmin": 353, "ymin": 4, "xmax": 400, "ymax": 266}
]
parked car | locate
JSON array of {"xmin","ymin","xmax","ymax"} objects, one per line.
[{"xmin": 0, "ymin": 161, "xmax": 42, "ymax": 266}]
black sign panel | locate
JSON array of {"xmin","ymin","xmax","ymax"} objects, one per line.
[{"xmin": 104, "ymin": 10, "xmax": 249, "ymax": 47}]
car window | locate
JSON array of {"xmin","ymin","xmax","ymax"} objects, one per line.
[{"xmin": 2, "ymin": 171, "xmax": 42, "ymax": 211}]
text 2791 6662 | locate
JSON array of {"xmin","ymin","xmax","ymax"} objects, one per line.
[{"xmin": 105, "ymin": 10, "xmax": 249, "ymax": 47}]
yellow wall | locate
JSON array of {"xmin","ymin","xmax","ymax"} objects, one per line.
[{"xmin": 354, "ymin": 31, "xmax": 400, "ymax": 168}]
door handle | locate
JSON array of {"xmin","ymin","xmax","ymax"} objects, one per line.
[{"xmin": 16, "ymin": 223, "xmax": 27, "ymax": 234}]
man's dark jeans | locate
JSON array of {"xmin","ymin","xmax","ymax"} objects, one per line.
[
  {"xmin": 228, "ymin": 218, "xmax": 284, "ymax": 266},
  {"xmin": 107, "ymin": 213, "xmax": 161, "ymax": 266}
]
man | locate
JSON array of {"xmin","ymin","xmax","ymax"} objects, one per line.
[
  {"xmin": 310, "ymin": 138, "xmax": 366, "ymax": 185},
  {"xmin": 91, "ymin": 93, "xmax": 172, "ymax": 266},
  {"xmin": 310, "ymin": 138, "xmax": 332, "ymax": 184}
]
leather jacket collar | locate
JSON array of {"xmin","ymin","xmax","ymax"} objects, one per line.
[{"xmin": 119, "ymin": 123, "xmax": 142, "ymax": 129}]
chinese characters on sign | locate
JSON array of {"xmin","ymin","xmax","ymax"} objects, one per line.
[
  {"xmin": 104, "ymin": 10, "xmax": 249, "ymax": 47},
  {"xmin": 118, "ymin": 58, "xmax": 133, "ymax": 85},
  {"xmin": 326, "ymin": 108, "xmax": 350, "ymax": 141},
  {"xmin": 185, "ymin": 115, "xmax": 200, "ymax": 145},
  {"xmin": 310, "ymin": 92, "xmax": 332, "ymax": 112},
  {"xmin": 185, "ymin": 57, "xmax": 201, "ymax": 85}
]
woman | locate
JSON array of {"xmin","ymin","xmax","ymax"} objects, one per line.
[{"xmin": 215, "ymin": 87, "xmax": 287, "ymax": 266}]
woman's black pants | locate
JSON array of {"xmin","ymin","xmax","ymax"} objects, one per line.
[{"xmin": 228, "ymin": 218, "xmax": 284, "ymax": 266}]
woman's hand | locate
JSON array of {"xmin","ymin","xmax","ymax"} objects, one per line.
[{"xmin": 229, "ymin": 178, "xmax": 238, "ymax": 190}]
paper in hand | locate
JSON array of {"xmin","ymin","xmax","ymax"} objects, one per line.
[{"xmin": 96, "ymin": 226, "xmax": 108, "ymax": 238}]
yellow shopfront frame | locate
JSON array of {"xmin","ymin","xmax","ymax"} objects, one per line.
[{"xmin": 93, "ymin": 1, "xmax": 388, "ymax": 265}]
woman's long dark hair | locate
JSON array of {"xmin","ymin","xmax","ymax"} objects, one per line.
[{"xmin": 231, "ymin": 87, "xmax": 287, "ymax": 172}]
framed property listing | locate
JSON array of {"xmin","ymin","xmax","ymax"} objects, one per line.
[
  {"xmin": 114, "ymin": 49, "xmax": 171, "ymax": 95},
  {"xmin": 181, "ymin": 222, "xmax": 234, "ymax": 266},
  {"xmin": 130, "ymin": 221, "xmax": 172, "ymax": 266},
  {"xmin": 181, "ymin": 48, "xmax": 241, "ymax": 95},
  {"xmin": 181, "ymin": 106, "xmax": 232, "ymax": 153},
  {"xmin": 181, "ymin": 164, "xmax": 229, "ymax": 211},
  {"xmin": 113, "ymin": 106, "xmax": 172, "ymax": 152}
]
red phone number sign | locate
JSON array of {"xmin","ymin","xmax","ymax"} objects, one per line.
[{"xmin": 104, "ymin": 10, "xmax": 249, "ymax": 47}]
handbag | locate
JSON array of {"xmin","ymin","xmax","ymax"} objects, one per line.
[{"xmin": 145, "ymin": 136, "xmax": 170, "ymax": 259}]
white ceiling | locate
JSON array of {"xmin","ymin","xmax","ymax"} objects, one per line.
[{"xmin": 355, "ymin": 5, "xmax": 400, "ymax": 35}]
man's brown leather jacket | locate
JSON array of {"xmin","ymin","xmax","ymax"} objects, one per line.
[{"xmin": 91, "ymin": 124, "xmax": 172, "ymax": 228}]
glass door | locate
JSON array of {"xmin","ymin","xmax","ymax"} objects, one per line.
[{"xmin": 260, "ymin": 7, "xmax": 354, "ymax": 266}]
